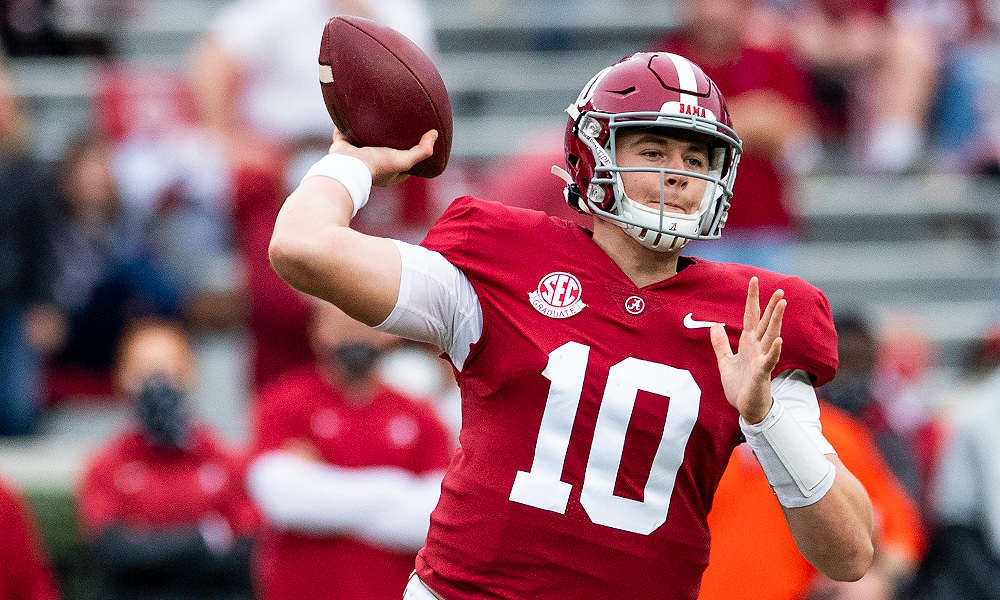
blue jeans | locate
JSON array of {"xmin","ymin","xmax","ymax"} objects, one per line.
[{"xmin": 0, "ymin": 306, "xmax": 42, "ymax": 436}]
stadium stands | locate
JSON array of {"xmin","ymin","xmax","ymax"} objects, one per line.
[{"xmin": 2, "ymin": 0, "xmax": 999, "ymax": 476}]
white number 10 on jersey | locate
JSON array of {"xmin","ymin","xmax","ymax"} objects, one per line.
[{"xmin": 509, "ymin": 341, "xmax": 701, "ymax": 535}]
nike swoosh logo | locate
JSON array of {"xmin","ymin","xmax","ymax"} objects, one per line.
[{"xmin": 683, "ymin": 313, "xmax": 717, "ymax": 329}]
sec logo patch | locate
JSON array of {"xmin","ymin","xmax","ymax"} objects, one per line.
[{"xmin": 529, "ymin": 271, "xmax": 586, "ymax": 319}]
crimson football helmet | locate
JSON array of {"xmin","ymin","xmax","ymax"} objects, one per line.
[{"xmin": 560, "ymin": 52, "xmax": 742, "ymax": 252}]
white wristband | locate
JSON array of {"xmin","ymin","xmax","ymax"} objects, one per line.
[
  {"xmin": 740, "ymin": 397, "xmax": 836, "ymax": 508},
  {"xmin": 301, "ymin": 154, "xmax": 373, "ymax": 217}
]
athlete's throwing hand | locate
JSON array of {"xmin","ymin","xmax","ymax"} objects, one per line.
[
  {"xmin": 328, "ymin": 129, "xmax": 438, "ymax": 187},
  {"xmin": 710, "ymin": 276, "xmax": 786, "ymax": 424}
]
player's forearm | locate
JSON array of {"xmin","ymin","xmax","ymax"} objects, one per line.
[
  {"xmin": 783, "ymin": 457, "xmax": 875, "ymax": 581},
  {"xmin": 269, "ymin": 176, "xmax": 353, "ymax": 291},
  {"xmin": 269, "ymin": 176, "xmax": 400, "ymax": 325},
  {"xmin": 738, "ymin": 376, "xmax": 874, "ymax": 580}
]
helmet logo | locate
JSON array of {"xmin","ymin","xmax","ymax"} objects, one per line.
[
  {"xmin": 660, "ymin": 101, "xmax": 716, "ymax": 122},
  {"xmin": 679, "ymin": 104, "xmax": 705, "ymax": 117},
  {"xmin": 625, "ymin": 296, "xmax": 645, "ymax": 315},
  {"xmin": 529, "ymin": 272, "xmax": 587, "ymax": 319}
]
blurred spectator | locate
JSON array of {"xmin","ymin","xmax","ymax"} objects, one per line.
[
  {"xmin": 247, "ymin": 300, "xmax": 452, "ymax": 600},
  {"xmin": 188, "ymin": 0, "xmax": 435, "ymax": 162},
  {"xmin": 94, "ymin": 64, "xmax": 244, "ymax": 335},
  {"xmin": 230, "ymin": 166, "xmax": 313, "ymax": 390},
  {"xmin": 750, "ymin": 0, "xmax": 991, "ymax": 173},
  {"xmin": 0, "ymin": 0, "xmax": 118, "ymax": 57},
  {"xmin": 0, "ymin": 473, "xmax": 61, "ymax": 600},
  {"xmin": 652, "ymin": 0, "xmax": 821, "ymax": 272},
  {"xmin": 46, "ymin": 133, "xmax": 180, "ymax": 402},
  {"xmin": 820, "ymin": 314, "xmax": 924, "ymax": 498},
  {"xmin": 699, "ymin": 401, "xmax": 925, "ymax": 600},
  {"xmin": 903, "ymin": 0, "xmax": 997, "ymax": 173},
  {"xmin": 0, "ymin": 50, "xmax": 63, "ymax": 434},
  {"xmin": 907, "ymin": 325, "xmax": 1000, "ymax": 599},
  {"xmin": 188, "ymin": 0, "xmax": 439, "ymax": 389},
  {"xmin": 479, "ymin": 128, "xmax": 592, "ymax": 228},
  {"xmin": 871, "ymin": 310, "xmax": 947, "ymax": 501},
  {"xmin": 378, "ymin": 340, "xmax": 463, "ymax": 445},
  {"xmin": 188, "ymin": 0, "xmax": 441, "ymax": 235},
  {"xmin": 76, "ymin": 318, "xmax": 257, "ymax": 600}
]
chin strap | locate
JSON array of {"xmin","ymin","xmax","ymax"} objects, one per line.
[{"xmin": 552, "ymin": 166, "xmax": 585, "ymax": 212}]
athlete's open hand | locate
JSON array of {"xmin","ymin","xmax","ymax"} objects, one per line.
[
  {"xmin": 710, "ymin": 277, "xmax": 785, "ymax": 424},
  {"xmin": 329, "ymin": 129, "xmax": 438, "ymax": 187}
]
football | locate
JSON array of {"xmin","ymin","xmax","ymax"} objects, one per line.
[{"xmin": 318, "ymin": 15, "xmax": 453, "ymax": 178}]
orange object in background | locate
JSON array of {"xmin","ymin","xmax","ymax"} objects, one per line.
[{"xmin": 699, "ymin": 401, "xmax": 925, "ymax": 600}]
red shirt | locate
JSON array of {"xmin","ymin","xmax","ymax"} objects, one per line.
[
  {"xmin": 415, "ymin": 197, "xmax": 838, "ymax": 600},
  {"xmin": 654, "ymin": 38, "xmax": 814, "ymax": 232},
  {"xmin": 251, "ymin": 366, "xmax": 454, "ymax": 600},
  {"xmin": 77, "ymin": 426, "xmax": 258, "ymax": 538},
  {"xmin": 0, "ymin": 477, "xmax": 60, "ymax": 600},
  {"xmin": 231, "ymin": 166, "xmax": 314, "ymax": 390}
]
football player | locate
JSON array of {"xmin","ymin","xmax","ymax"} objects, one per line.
[{"xmin": 269, "ymin": 52, "xmax": 875, "ymax": 600}]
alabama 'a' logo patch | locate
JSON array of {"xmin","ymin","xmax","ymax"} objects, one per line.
[{"xmin": 529, "ymin": 272, "xmax": 586, "ymax": 319}]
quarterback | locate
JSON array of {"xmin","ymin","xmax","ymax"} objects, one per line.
[{"xmin": 269, "ymin": 52, "xmax": 874, "ymax": 599}]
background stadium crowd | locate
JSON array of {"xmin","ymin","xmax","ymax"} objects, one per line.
[{"xmin": 1, "ymin": 0, "xmax": 1000, "ymax": 598}]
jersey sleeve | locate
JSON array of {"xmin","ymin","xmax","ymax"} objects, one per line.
[
  {"xmin": 420, "ymin": 196, "xmax": 478, "ymax": 258},
  {"xmin": 769, "ymin": 274, "xmax": 839, "ymax": 387},
  {"xmin": 418, "ymin": 196, "xmax": 540, "ymax": 370},
  {"xmin": 421, "ymin": 196, "xmax": 559, "ymax": 271}
]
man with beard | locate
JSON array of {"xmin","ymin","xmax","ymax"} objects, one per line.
[{"xmin": 246, "ymin": 299, "xmax": 452, "ymax": 600}]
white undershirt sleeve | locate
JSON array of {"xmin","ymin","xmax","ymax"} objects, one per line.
[
  {"xmin": 247, "ymin": 452, "xmax": 444, "ymax": 551},
  {"xmin": 375, "ymin": 239, "xmax": 483, "ymax": 370}
]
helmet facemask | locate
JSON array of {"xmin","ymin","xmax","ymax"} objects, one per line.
[{"xmin": 575, "ymin": 111, "xmax": 739, "ymax": 252}]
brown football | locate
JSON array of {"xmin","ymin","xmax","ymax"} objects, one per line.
[{"xmin": 318, "ymin": 16, "xmax": 452, "ymax": 178}]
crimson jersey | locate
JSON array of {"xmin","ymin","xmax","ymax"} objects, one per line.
[
  {"xmin": 251, "ymin": 366, "xmax": 453, "ymax": 600},
  {"xmin": 0, "ymin": 477, "xmax": 60, "ymax": 600},
  {"xmin": 415, "ymin": 197, "xmax": 838, "ymax": 600},
  {"xmin": 77, "ymin": 426, "xmax": 258, "ymax": 537}
]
